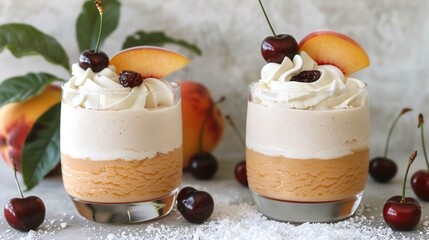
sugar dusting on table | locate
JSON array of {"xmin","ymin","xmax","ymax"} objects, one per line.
[{"xmin": 1, "ymin": 185, "xmax": 428, "ymax": 240}]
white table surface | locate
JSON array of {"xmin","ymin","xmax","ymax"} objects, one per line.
[{"xmin": 0, "ymin": 154, "xmax": 428, "ymax": 240}]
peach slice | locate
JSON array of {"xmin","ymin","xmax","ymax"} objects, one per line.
[
  {"xmin": 110, "ymin": 46, "xmax": 189, "ymax": 79},
  {"xmin": 299, "ymin": 30, "xmax": 369, "ymax": 75}
]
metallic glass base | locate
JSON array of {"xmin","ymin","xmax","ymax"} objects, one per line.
[
  {"xmin": 251, "ymin": 192, "xmax": 363, "ymax": 223},
  {"xmin": 70, "ymin": 190, "xmax": 177, "ymax": 224}
]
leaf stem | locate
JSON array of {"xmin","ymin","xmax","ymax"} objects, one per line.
[{"xmin": 258, "ymin": 0, "xmax": 276, "ymax": 36}]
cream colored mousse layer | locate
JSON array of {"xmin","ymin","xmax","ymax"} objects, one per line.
[
  {"xmin": 61, "ymin": 147, "xmax": 182, "ymax": 203},
  {"xmin": 247, "ymin": 148, "xmax": 369, "ymax": 202}
]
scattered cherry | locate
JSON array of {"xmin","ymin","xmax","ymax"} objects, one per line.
[
  {"xmin": 189, "ymin": 152, "xmax": 218, "ymax": 180},
  {"xmin": 290, "ymin": 70, "xmax": 321, "ymax": 83},
  {"xmin": 234, "ymin": 161, "xmax": 248, "ymax": 187},
  {"xmin": 176, "ymin": 186, "xmax": 214, "ymax": 224},
  {"xmin": 225, "ymin": 115, "xmax": 248, "ymax": 187},
  {"xmin": 383, "ymin": 151, "xmax": 421, "ymax": 231},
  {"xmin": 78, "ymin": 0, "xmax": 109, "ymax": 73},
  {"xmin": 4, "ymin": 165, "xmax": 45, "ymax": 231},
  {"xmin": 369, "ymin": 108, "xmax": 412, "ymax": 183},
  {"xmin": 369, "ymin": 157, "xmax": 397, "ymax": 183},
  {"xmin": 411, "ymin": 113, "xmax": 429, "ymax": 201},
  {"xmin": 189, "ymin": 97, "xmax": 225, "ymax": 180},
  {"xmin": 119, "ymin": 70, "xmax": 144, "ymax": 88},
  {"xmin": 258, "ymin": 0, "xmax": 298, "ymax": 63}
]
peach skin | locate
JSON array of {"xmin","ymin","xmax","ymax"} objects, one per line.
[
  {"xmin": 180, "ymin": 81, "xmax": 224, "ymax": 169},
  {"xmin": 299, "ymin": 30, "xmax": 369, "ymax": 75},
  {"xmin": 0, "ymin": 85, "xmax": 61, "ymax": 171}
]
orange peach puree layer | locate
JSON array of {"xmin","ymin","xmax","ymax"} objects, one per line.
[
  {"xmin": 246, "ymin": 148, "xmax": 369, "ymax": 202},
  {"xmin": 61, "ymin": 148, "xmax": 182, "ymax": 203}
]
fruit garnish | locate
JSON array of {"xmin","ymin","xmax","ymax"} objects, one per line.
[
  {"xmin": 189, "ymin": 96, "xmax": 225, "ymax": 180},
  {"xmin": 110, "ymin": 47, "xmax": 189, "ymax": 79},
  {"xmin": 369, "ymin": 108, "xmax": 412, "ymax": 183},
  {"xmin": 383, "ymin": 151, "xmax": 421, "ymax": 231},
  {"xmin": 119, "ymin": 70, "xmax": 144, "ymax": 88},
  {"xmin": 411, "ymin": 114, "xmax": 429, "ymax": 201},
  {"xmin": 298, "ymin": 30, "xmax": 369, "ymax": 75},
  {"xmin": 78, "ymin": 0, "xmax": 109, "ymax": 73},
  {"xmin": 290, "ymin": 70, "xmax": 321, "ymax": 83},
  {"xmin": 176, "ymin": 186, "xmax": 214, "ymax": 224},
  {"xmin": 225, "ymin": 115, "xmax": 248, "ymax": 187},
  {"xmin": 258, "ymin": 0, "xmax": 298, "ymax": 63},
  {"xmin": 4, "ymin": 164, "xmax": 45, "ymax": 231}
]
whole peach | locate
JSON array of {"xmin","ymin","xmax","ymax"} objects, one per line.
[
  {"xmin": 180, "ymin": 81, "xmax": 224, "ymax": 169},
  {"xmin": 0, "ymin": 85, "xmax": 61, "ymax": 171}
]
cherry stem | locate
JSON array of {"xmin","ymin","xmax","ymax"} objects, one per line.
[
  {"xmin": 12, "ymin": 163, "xmax": 24, "ymax": 199},
  {"xmin": 384, "ymin": 108, "xmax": 412, "ymax": 158},
  {"xmin": 401, "ymin": 150, "xmax": 417, "ymax": 203},
  {"xmin": 258, "ymin": 0, "xmax": 276, "ymax": 36},
  {"xmin": 418, "ymin": 114, "xmax": 429, "ymax": 170},
  {"xmin": 198, "ymin": 96, "xmax": 226, "ymax": 152},
  {"xmin": 225, "ymin": 115, "xmax": 245, "ymax": 147},
  {"xmin": 94, "ymin": 0, "xmax": 104, "ymax": 53}
]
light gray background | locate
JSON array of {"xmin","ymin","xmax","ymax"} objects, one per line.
[{"xmin": 1, "ymin": 1, "xmax": 429, "ymax": 239}]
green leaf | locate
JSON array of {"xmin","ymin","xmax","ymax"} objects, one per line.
[
  {"xmin": 22, "ymin": 103, "xmax": 61, "ymax": 191},
  {"xmin": 0, "ymin": 72, "xmax": 66, "ymax": 108},
  {"xmin": 0, "ymin": 23, "xmax": 70, "ymax": 71},
  {"xmin": 122, "ymin": 31, "xmax": 202, "ymax": 55},
  {"xmin": 76, "ymin": 0, "xmax": 120, "ymax": 52}
]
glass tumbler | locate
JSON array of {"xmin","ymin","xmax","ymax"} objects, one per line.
[
  {"xmin": 60, "ymin": 83, "xmax": 182, "ymax": 223},
  {"xmin": 246, "ymin": 82, "xmax": 369, "ymax": 222}
]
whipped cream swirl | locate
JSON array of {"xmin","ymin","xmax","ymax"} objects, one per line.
[
  {"xmin": 254, "ymin": 51, "xmax": 366, "ymax": 110},
  {"xmin": 63, "ymin": 63, "xmax": 175, "ymax": 110}
]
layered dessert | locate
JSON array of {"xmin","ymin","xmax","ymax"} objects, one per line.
[
  {"xmin": 246, "ymin": 31, "xmax": 370, "ymax": 203},
  {"xmin": 61, "ymin": 47, "xmax": 188, "ymax": 203}
]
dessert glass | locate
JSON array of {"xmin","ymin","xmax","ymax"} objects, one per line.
[
  {"xmin": 60, "ymin": 83, "xmax": 182, "ymax": 224},
  {"xmin": 246, "ymin": 83, "xmax": 369, "ymax": 222}
]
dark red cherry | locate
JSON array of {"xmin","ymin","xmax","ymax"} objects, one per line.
[
  {"xmin": 189, "ymin": 152, "xmax": 218, "ymax": 180},
  {"xmin": 234, "ymin": 161, "xmax": 248, "ymax": 187},
  {"xmin": 79, "ymin": 50, "xmax": 109, "ymax": 73},
  {"xmin": 119, "ymin": 70, "xmax": 144, "ymax": 88},
  {"xmin": 177, "ymin": 186, "xmax": 197, "ymax": 203},
  {"xmin": 176, "ymin": 189, "xmax": 214, "ymax": 224},
  {"xmin": 411, "ymin": 170, "xmax": 429, "ymax": 201},
  {"xmin": 4, "ymin": 196, "xmax": 46, "ymax": 232},
  {"xmin": 383, "ymin": 196, "xmax": 421, "ymax": 231},
  {"xmin": 369, "ymin": 157, "xmax": 397, "ymax": 183},
  {"xmin": 290, "ymin": 70, "xmax": 321, "ymax": 83},
  {"xmin": 261, "ymin": 34, "xmax": 298, "ymax": 63}
]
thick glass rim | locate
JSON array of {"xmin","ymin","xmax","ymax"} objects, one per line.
[
  {"xmin": 62, "ymin": 81, "xmax": 180, "ymax": 95},
  {"xmin": 248, "ymin": 81, "xmax": 367, "ymax": 94}
]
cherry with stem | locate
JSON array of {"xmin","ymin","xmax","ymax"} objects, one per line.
[
  {"xmin": 79, "ymin": 0, "xmax": 109, "ymax": 73},
  {"xmin": 225, "ymin": 115, "xmax": 248, "ymax": 187},
  {"xmin": 4, "ymin": 163, "xmax": 46, "ymax": 232},
  {"xmin": 383, "ymin": 151, "xmax": 421, "ymax": 231},
  {"xmin": 369, "ymin": 108, "xmax": 412, "ymax": 183},
  {"xmin": 258, "ymin": 0, "xmax": 298, "ymax": 63},
  {"xmin": 189, "ymin": 96, "xmax": 225, "ymax": 180},
  {"xmin": 411, "ymin": 113, "xmax": 429, "ymax": 201}
]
